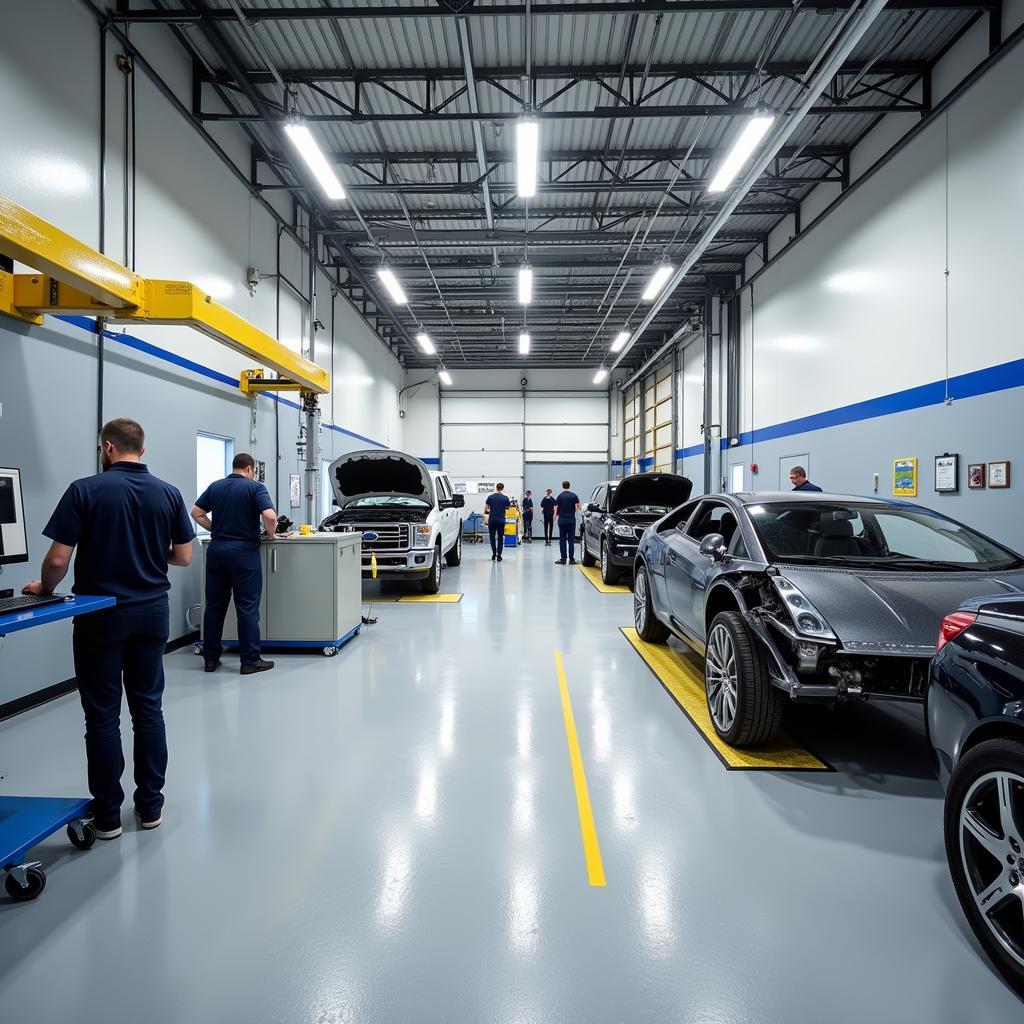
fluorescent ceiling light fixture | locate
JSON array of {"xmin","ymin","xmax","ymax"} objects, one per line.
[
  {"xmin": 518, "ymin": 332, "xmax": 530, "ymax": 355},
  {"xmin": 438, "ymin": 368, "xmax": 452, "ymax": 386},
  {"xmin": 610, "ymin": 330, "xmax": 630, "ymax": 352},
  {"xmin": 377, "ymin": 268, "xmax": 407, "ymax": 305},
  {"xmin": 516, "ymin": 119, "xmax": 539, "ymax": 199},
  {"xmin": 593, "ymin": 367, "xmax": 608, "ymax": 384},
  {"xmin": 416, "ymin": 332, "xmax": 435, "ymax": 355},
  {"xmin": 284, "ymin": 122, "xmax": 346, "ymax": 200},
  {"xmin": 518, "ymin": 265, "xmax": 533, "ymax": 304},
  {"xmin": 642, "ymin": 265, "xmax": 674, "ymax": 302},
  {"xmin": 707, "ymin": 113, "xmax": 775, "ymax": 194}
]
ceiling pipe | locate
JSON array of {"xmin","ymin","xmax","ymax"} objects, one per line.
[{"xmin": 609, "ymin": 0, "xmax": 891, "ymax": 372}]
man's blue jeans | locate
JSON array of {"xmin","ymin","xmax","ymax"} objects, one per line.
[
  {"xmin": 558, "ymin": 521, "xmax": 576, "ymax": 561},
  {"xmin": 73, "ymin": 598, "xmax": 170, "ymax": 824}
]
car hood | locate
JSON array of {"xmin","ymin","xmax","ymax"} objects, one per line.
[
  {"xmin": 328, "ymin": 450, "xmax": 433, "ymax": 509},
  {"xmin": 779, "ymin": 565, "xmax": 1024, "ymax": 656},
  {"xmin": 610, "ymin": 472, "xmax": 692, "ymax": 514}
]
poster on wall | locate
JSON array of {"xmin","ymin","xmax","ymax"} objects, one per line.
[
  {"xmin": 893, "ymin": 458, "xmax": 918, "ymax": 497},
  {"xmin": 478, "ymin": 482, "xmax": 495, "ymax": 494},
  {"xmin": 289, "ymin": 473, "xmax": 301, "ymax": 508},
  {"xmin": 968, "ymin": 463, "xmax": 986, "ymax": 489},
  {"xmin": 934, "ymin": 454, "xmax": 959, "ymax": 493},
  {"xmin": 453, "ymin": 482, "xmax": 468, "ymax": 494},
  {"xmin": 988, "ymin": 461, "xmax": 1011, "ymax": 489}
]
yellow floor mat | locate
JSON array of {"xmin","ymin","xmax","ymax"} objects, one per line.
[
  {"xmin": 578, "ymin": 563, "xmax": 632, "ymax": 595},
  {"xmin": 365, "ymin": 593, "xmax": 464, "ymax": 604},
  {"xmin": 620, "ymin": 627, "xmax": 831, "ymax": 772}
]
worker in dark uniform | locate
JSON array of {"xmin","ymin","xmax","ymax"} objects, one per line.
[
  {"xmin": 522, "ymin": 490, "xmax": 535, "ymax": 544},
  {"xmin": 789, "ymin": 466, "xmax": 823, "ymax": 492},
  {"xmin": 540, "ymin": 488, "xmax": 556, "ymax": 546},
  {"xmin": 192, "ymin": 453, "xmax": 278, "ymax": 675},
  {"xmin": 554, "ymin": 480, "xmax": 581, "ymax": 565},
  {"xmin": 23, "ymin": 418, "xmax": 194, "ymax": 839},
  {"xmin": 485, "ymin": 482, "xmax": 511, "ymax": 562}
]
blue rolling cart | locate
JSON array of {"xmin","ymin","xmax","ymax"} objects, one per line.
[{"xmin": 0, "ymin": 595, "xmax": 115, "ymax": 900}]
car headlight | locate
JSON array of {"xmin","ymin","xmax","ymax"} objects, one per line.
[
  {"xmin": 413, "ymin": 526, "xmax": 433, "ymax": 548},
  {"xmin": 771, "ymin": 576, "xmax": 836, "ymax": 640},
  {"xmin": 613, "ymin": 524, "xmax": 636, "ymax": 538}
]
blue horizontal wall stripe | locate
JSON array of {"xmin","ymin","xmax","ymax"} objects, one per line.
[
  {"xmin": 418, "ymin": 457, "xmax": 441, "ymax": 466},
  {"xmin": 54, "ymin": 315, "xmax": 387, "ymax": 449},
  {"xmin": 675, "ymin": 443, "xmax": 704, "ymax": 460}
]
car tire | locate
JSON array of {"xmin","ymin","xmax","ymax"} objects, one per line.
[
  {"xmin": 445, "ymin": 526, "xmax": 463, "ymax": 567},
  {"xmin": 421, "ymin": 544, "xmax": 442, "ymax": 594},
  {"xmin": 600, "ymin": 539, "xmax": 620, "ymax": 585},
  {"xmin": 704, "ymin": 611, "xmax": 783, "ymax": 748},
  {"xmin": 944, "ymin": 738, "xmax": 1024, "ymax": 996},
  {"xmin": 633, "ymin": 564, "xmax": 669, "ymax": 643},
  {"xmin": 581, "ymin": 533, "xmax": 597, "ymax": 567}
]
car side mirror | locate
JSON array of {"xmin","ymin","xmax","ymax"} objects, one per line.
[
  {"xmin": 452, "ymin": 493, "xmax": 465, "ymax": 508},
  {"xmin": 587, "ymin": 502, "xmax": 601, "ymax": 513},
  {"xmin": 699, "ymin": 533, "xmax": 728, "ymax": 561}
]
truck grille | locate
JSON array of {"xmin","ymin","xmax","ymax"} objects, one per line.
[{"xmin": 349, "ymin": 523, "xmax": 410, "ymax": 551}]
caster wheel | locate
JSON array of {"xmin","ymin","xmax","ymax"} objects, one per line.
[
  {"xmin": 322, "ymin": 646, "xmax": 337, "ymax": 657},
  {"xmin": 67, "ymin": 819, "xmax": 96, "ymax": 850},
  {"xmin": 5, "ymin": 866, "xmax": 46, "ymax": 901},
  {"xmin": 192, "ymin": 644, "xmax": 203, "ymax": 656}
]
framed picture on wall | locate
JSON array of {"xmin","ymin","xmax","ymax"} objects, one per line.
[
  {"xmin": 893, "ymin": 457, "xmax": 918, "ymax": 497},
  {"xmin": 988, "ymin": 461, "xmax": 1011, "ymax": 489},
  {"xmin": 968, "ymin": 464, "xmax": 986, "ymax": 489},
  {"xmin": 934, "ymin": 454, "xmax": 959, "ymax": 493}
]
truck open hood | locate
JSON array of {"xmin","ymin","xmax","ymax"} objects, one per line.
[
  {"xmin": 328, "ymin": 450, "xmax": 434, "ymax": 508},
  {"xmin": 610, "ymin": 472, "xmax": 692, "ymax": 513},
  {"xmin": 780, "ymin": 565, "xmax": 1024, "ymax": 656}
]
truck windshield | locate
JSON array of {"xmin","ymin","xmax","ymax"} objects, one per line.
[
  {"xmin": 746, "ymin": 501, "xmax": 1023, "ymax": 570},
  {"xmin": 345, "ymin": 496, "xmax": 431, "ymax": 508}
]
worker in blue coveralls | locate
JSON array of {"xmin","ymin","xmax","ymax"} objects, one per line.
[
  {"xmin": 192, "ymin": 453, "xmax": 278, "ymax": 676},
  {"xmin": 522, "ymin": 490, "xmax": 535, "ymax": 543},
  {"xmin": 24, "ymin": 417, "xmax": 195, "ymax": 839},
  {"xmin": 540, "ymin": 488, "xmax": 556, "ymax": 546},
  {"xmin": 485, "ymin": 482, "xmax": 511, "ymax": 562},
  {"xmin": 553, "ymin": 481, "xmax": 581, "ymax": 565},
  {"xmin": 789, "ymin": 466, "xmax": 823, "ymax": 492}
]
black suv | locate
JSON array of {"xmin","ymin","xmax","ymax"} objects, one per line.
[{"xmin": 580, "ymin": 472, "xmax": 692, "ymax": 584}]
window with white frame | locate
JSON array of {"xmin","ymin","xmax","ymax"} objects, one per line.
[{"xmin": 195, "ymin": 432, "xmax": 234, "ymax": 533}]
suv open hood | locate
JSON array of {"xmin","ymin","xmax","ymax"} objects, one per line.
[
  {"xmin": 328, "ymin": 450, "xmax": 434, "ymax": 508},
  {"xmin": 610, "ymin": 472, "xmax": 692, "ymax": 513}
]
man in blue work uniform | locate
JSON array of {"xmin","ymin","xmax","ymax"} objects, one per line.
[
  {"xmin": 789, "ymin": 466, "xmax": 823, "ymax": 492},
  {"xmin": 554, "ymin": 481, "xmax": 581, "ymax": 565},
  {"xmin": 192, "ymin": 453, "xmax": 278, "ymax": 675},
  {"xmin": 485, "ymin": 482, "xmax": 511, "ymax": 562},
  {"xmin": 23, "ymin": 418, "xmax": 195, "ymax": 839},
  {"xmin": 540, "ymin": 488, "xmax": 556, "ymax": 546},
  {"xmin": 521, "ymin": 490, "xmax": 535, "ymax": 544}
]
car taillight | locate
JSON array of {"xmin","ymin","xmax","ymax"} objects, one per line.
[{"xmin": 935, "ymin": 611, "xmax": 977, "ymax": 653}]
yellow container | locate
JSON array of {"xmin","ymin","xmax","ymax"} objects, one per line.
[{"xmin": 299, "ymin": 523, "xmax": 313, "ymax": 536}]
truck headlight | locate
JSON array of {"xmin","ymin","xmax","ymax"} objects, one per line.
[
  {"xmin": 772, "ymin": 576, "xmax": 836, "ymax": 640},
  {"xmin": 413, "ymin": 526, "xmax": 433, "ymax": 548},
  {"xmin": 613, "ymin": 524, "xmax": 635, "ymax": 538}
]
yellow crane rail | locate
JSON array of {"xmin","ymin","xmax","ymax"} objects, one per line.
[{"xmin": 0, "ymin": 193, "xmax": 329, "ymax": 395}]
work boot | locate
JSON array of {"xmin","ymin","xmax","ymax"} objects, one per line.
[
  {"xmin": 204, "ymin": 658, "xmax": 221, "ymax": 673},
  {"xmin": 240, "ymin": 658, "xmax": 275, "ymax": 675}
]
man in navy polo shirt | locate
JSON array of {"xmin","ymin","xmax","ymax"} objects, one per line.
[
  {"xmin": 540, "ymin": 488, "xmax": 556, "ymax": 546},
  {"xmin": 789, "ymin": 466, "xmax": 823, "ymax": 492},
  {"xmin": 485, "ymin": 482, "xmax": 511, "ymax": 562},
  {"xmin": 192, "ymin": 453, "xmax": 278, "ymax": 675},
  {"xmin": 23, "ymin": 418, "xmax": 195, "ymax": 839},
  {"xmin": 554, "ymin": 480, "xmax": 581, "ymax": 565}
]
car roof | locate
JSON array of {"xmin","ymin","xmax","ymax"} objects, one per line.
[{"xmin": 732, "ymin": 492, "xmax": 909, "ymax": 506}]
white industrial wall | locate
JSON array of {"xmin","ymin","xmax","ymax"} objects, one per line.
[
  {"xmin": 0, "ymin": 0, "xmax": 403, "ymax": 705},
  {"xmin": 732, "ymin": 32, "xmax": 1024, "ymax": 546}
]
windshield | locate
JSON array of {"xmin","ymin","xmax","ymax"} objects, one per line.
[
  {"xmin": 619, "ymin": 504, "xmax": 674, "ymax": 515},
  {"xmin": 746, "ymin": 501, "xmax": 1022, "ymax": 571},
  {"xmin": 346, "ymin": 496, "xmax": 431, "ymax": 508}
]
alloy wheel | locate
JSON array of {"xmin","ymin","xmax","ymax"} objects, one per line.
[
  {"xmin": 634, "ymin": 569, "xmax": 647, "ymax": 631},
  {"xmin": 959, "ymin": 770, "xmax": 1024, "ymax": 970},
  {"xmin": 706, "ymin": 623, "xmax": 739, "ymax": 732}
]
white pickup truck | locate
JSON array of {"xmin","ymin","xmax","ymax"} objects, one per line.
[{"xmin": 318, "ymin": 450, "xmax": 464, "ymax": 593}]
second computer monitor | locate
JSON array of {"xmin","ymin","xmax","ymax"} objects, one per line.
[{"xmin": 0, "ymin": 468, "xmax": 29, "ymax": 565}]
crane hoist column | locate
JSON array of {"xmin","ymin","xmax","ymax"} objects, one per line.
[{"xmin": 301, "ymin": 391, "xmax": 321, "ymax": 529}]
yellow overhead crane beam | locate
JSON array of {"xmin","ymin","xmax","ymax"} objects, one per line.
[{"xmin": 0, "ymin": 193, "xmax": 329, "ymax": 395}]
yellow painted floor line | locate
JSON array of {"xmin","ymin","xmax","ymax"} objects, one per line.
[
  {"xmin": 620, "ymin": 627, "xmax": 832, "ymax": 772},
  {"xmin": 555, "ymin": 651, "xmax": 607, "ymax": 887},
  {"xmin": 577, "ymin": 563, "xmax": 631, "ymax": 595},
  {"xmin": 364, "ymin": 593, "xmax": 464, "ymax": 604}
]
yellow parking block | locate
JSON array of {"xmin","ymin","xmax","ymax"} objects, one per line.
[
  {"xmin": 365, "ymin": 593, "xmax": 464, "ymax": 604},
  {"xmin": 620, "ymin": 627, "xmax": 831, "ymax": 772},
  {"xmin": 578, "ymin": 563, "xmax": 631, "ymax": 595}
]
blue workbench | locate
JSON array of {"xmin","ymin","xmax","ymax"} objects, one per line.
[{"xmin": 0, "ymin": 594, "xmax": 115, "ymax": 901}]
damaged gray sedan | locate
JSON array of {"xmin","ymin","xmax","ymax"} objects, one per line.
[{"xmin": 632, "ymin": 492, "xmax": 1024, "ymax": 747}]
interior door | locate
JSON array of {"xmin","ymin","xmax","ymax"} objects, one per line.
[{"xmin": 779, "ymin": 454, "xmax": 809, "ymax": 491}]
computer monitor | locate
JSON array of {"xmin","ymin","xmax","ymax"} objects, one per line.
[{"xmin": 0, "ymin": 468, "xmax": 29, "ymax": 565}]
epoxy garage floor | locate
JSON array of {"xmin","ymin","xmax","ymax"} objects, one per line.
[{"xmin": 1, "ymin": 542, "xmax": 1021, "ymax": 1023}]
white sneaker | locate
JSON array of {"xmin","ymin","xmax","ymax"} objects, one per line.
[
  {"xmin": 91, "ymin": 820, "xmax": 123, "ymax": 840},
  {"xmin": 135, "ymin": 808, "xmax": 163, "ymax": 830}
]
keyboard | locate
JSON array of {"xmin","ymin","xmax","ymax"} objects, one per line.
[{"xmin": 0, "ymin": 594, "xmax": 68, "ymax": 615}]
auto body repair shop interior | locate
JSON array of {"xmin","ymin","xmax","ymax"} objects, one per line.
[{"xmin": 2, "ymin": 1, "xmax": 1024, "ymax": 1021}]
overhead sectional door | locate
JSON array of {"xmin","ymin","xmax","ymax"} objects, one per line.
[{"xmin": 622, "ymin": 382, "xmax": 640, "ymax": 476}]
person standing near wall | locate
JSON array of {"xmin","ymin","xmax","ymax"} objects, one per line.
[
  {"xmin": 789, "ymin": 466, "xmax": 823, "ymax": 492},
  {"xmin": 553, "ymin": 481, "xmax": 581, "ymax": 566},
  {"xmin": 540, "ymin": 488, "xmax": 556, "ymax": 546},
  {"xmin": 192, "ymin": 453, "xmax": 278, "ymax": 675},
  {"xmin": 485, "ymin": 482, "xmax": 511, "ymax": 562},
  {"xmin": 522, "ymin": 490, "xmax": 534, "ymax": 544},
  {"xmin": 22, "ymin": 418, "xmax": 195, "ymax": 838}
]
